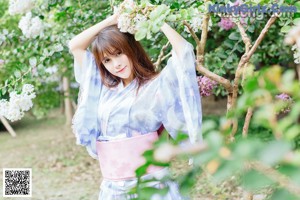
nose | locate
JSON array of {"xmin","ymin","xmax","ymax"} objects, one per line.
[{"xmin": 112, "ymin": 59, "xmax": 122, "ymax": 69}]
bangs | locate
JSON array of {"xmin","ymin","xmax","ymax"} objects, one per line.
[{"xmin": 93, "ymin": 35, "xmax": 125, "ymax": 62}]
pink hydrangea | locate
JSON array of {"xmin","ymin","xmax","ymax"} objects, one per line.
[
  {"xmin": 218, "ymin": 17, "xmax": 235, "ymax": 30},
  {"xmin": 196, "ymin": 76, "xmax": 218, "ymax": 97}
]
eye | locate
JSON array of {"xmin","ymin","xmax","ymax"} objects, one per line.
[
  {"xmin": 116, "ymin": 51, "xmax": 122, "ymax": 56},
  {"xmin": 103, "ymin": 58, "xmax": 110, "ymax": 63}
]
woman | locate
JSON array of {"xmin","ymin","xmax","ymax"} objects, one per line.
[{"xmin": 69, "ymin": 12, "xmax": 202, "ymax": 199}]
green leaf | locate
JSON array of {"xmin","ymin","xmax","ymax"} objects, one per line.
[
  {"xmin": 293, "ymin": 18, "xmax": 300, "ymax": 25},
  {"xmin": 151, "ymin": 23, "xmax": 160, "ymax": 33},
  {"xmin": 201, "ymin": 120, "xmax": 217, "ymax": 134},
  {"xmin": 247, "ymin": 25, "xmax": 255, "ymax": 33},
  {"xmin": 206, "ymin": 131, "xmax": 223, "ymax": 149},
  {"xmin": 228, "ymin": 32, "xmax": 240, "ymax": 41},
  {"xmin": 29, "ymin": 57, "xmax": 37, "ymax": 67},
  {"xmin": 295, "ymin": 2, "xmax": 300, "ymax": 13},
  {"xmin": 213, "ymin": 161, "xmax": 243, "ymax": 183},
  {"xmin": 281, "ymin": 26, "xmax": 292, "ymax": 33},
  {"xmin": 278, "ymin": 164, "xmax": 300, "ymax": 185},
  {"xmin": 173, "ymin": 131, "xmax": 189, "ymax": 144},
  {"xmin": 259, "ymin": 140, "xmax": 291, "ymax": 165},
  {"xmin": 135, "ymin": 163, "xmax": 149, "ymax": 177},
  {"xmin": 270, "ymin": 189, "xmax": 299, "ymax": 200},
  {"xmin": 2, "ymin": 88, "xmax": 7, "ymax": 95},
  {"xmin": 139, "ymin": 187, "xmax": 168, "ymax": 199},
  {"xmin": 149, "ymin": 5, "xmax": 169, "ymax": 20},
  {"xmin": 166, "ymin": 14, "xmax": 176, "ymax": 22},
  {"xmin": 236, "ymin": 44, "xmax": 244, "ymax": 53},
  {"xmin": 135, "ymin": 29, "xmax": 147, "ymax": 41},
  {"xmin": 234, "ymin": 139, "xmax": 263, "ymax": 159},
  {"xmin": 241, "ymin": 170, "xmax": 274, "ymax": 191},
  {"xmin": 14, "ymin": 70, "xmax": 21, "ymax": 78},
  {"xmin": 224, "ymin": 40, "xmax": 234, "ymax": 48},
  {"xmin": 285, "ymin": 125, "xmax": 300, "ymax": 140}
]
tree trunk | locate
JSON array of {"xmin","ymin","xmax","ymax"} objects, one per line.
[
  {"xmin": 63, "ymin": 77, "xmax": 73, "ymax": 126},
  {"xmin": 0, "ymin": 116, "xmax": 17, "ymax": 137}
]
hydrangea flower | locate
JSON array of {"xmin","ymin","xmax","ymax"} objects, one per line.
[
  {"xmin": 275, "ymin": 93, "xmax": 292, "ymax": 113},
  {"xmin": 118, "ymin": 13, "xmax": 135, "ymax": 34},
  {"xmin": 8, "ymin": 0, "xmax": 34, "ymax": 15},
  {"xmin": 18, "ymin": 12, "xmax": 44, "ymax": 38},
  {"xmin": 218, "ymin": 17, "xmax": 235, "ymax": 30},
  {"xmin": 0, "ymin": 84, "xmax": 36, "ymax": 121},
  {"xmin": 196, "ymin": 76, "xmax": 218, "ymax": 96},
  {"xmin": 292, "ymin": 45, "xmax": 300, "ymax": 64}
]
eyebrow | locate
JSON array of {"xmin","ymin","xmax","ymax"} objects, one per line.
[{"xmin": 102, "ymin": 49, "xmax": 121, "ymax": 61}]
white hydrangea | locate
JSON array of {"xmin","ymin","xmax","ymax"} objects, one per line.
[
  {"xmin": 8, "ymin": 0, "xmax": 34, "ymax": 15},
  {"xmin": 190, "ymin": 17, "xmax": 203, "ymax": 33},
  {"xmin": 134, "ymin": 14, "xmax": 147, "ymax": 26},
  {"xmin": 45, "ymin": 66, "xmax": 58, "ymax": 74},
  {"xmin": 5, "ymin": 103, "xmax": 24, "ymax": 122},
  {"xmin": 185, "ymin": 16, "xmax": 212, "ymax": 33},
  {"xmin": 118, "ymin": 13, "xmax": 135, "ymax": 34},
  {"xmin": 0, "ymin": 99, "xmax": 9, "ymax": 116},
  {"xmin": 53, "ymin": 44, "xmax": 64, "ymax": 52},
  {"xmin": 0, "ymin": 84, "xmax": 36, "ymax": 122},
  {"xmin": 22, "ymin": 84, "xmax": 35, "ymax": 94},
  {"xmin": 292, "ymin": 44, "xmax": 300, "ymax": 64},
  {"xmin": 18, "ymin": 12, "xmax": 44, "ymax": 38}
]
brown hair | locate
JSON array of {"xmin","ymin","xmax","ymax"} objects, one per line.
[{"xmin": 91, "ymin": 25, "xmax": 158, "ymax": 92}]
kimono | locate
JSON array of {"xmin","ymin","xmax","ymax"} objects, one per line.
[{"xmin": 72, "ymin": 41, "xmax": 202, "ymax": 200}]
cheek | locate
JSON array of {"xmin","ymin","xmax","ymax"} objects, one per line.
[{"xmin": 103, "ymin": 64, "xmax": 114, "ymax": 74}]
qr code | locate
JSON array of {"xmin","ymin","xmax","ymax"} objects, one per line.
[{"xmin": 3, "ymin": 168, "xmax": 32, "ymax": 197}]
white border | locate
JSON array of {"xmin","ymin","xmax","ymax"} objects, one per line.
[{"xmin": 3, "ymin": 168, "xmax": 32, "ymax": 198}]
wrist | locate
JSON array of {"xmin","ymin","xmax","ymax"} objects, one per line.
[{"xmin": 106, "ymin": 14, "xmax": 118, "ymax": 26}]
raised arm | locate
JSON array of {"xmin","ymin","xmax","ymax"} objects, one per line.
[
  {"xmin": 160, "ymin": 23, "xmax": 187, "ymax": 58},
  {"xmin": 68, "ymin": 14, "xmax": 118, "ymax": 67}
]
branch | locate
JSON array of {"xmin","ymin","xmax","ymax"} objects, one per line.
[
  {"xmin": 242, "ymin": 107, "xmax": 253, "ymax": 138},
  {"xmin": 154, "ymin": 41, "xmax": 170, "ymax": 70},
  {"xmin": 249, "ymin": 161, "xmax": 300, "ymax": 197},
  {"xmin": 246, "ymin": 16, "xmax": 278, "ymax": 60},
  {"xmin": 183, "ymin": 21, "xmax": 200, "ymax": 45},
  {"xmin": 196, "ymin": 62, "xmax": 233, "ymax": 93},
  {"xmin": 160, "ymin": 52, "xmax": 171, "ymax": 63},
  {"xmin": 153, "ymin": 142, "xmax": 208, "ymax": 163},
  {"xmin": 231, "ymin": 16, "xmax": 278, "ymax": 108},
  {"xmin": 236, "ymin": 21, "xmax": 252, "ymax": 52},
  {"xmin": 229, "ymin": 16, "xmax": 277, "ymax": 136},
  {"xmin": 199, "ymin": 14, "xmax": 210, "ymax": 59}
]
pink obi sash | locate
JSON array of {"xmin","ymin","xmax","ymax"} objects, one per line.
[{"xmin": 96, "ymin": 132, "xmax": 164, "ymax": 181}]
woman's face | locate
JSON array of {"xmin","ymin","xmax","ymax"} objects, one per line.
[{"xmin": 102, "ymin": 49, "xmax": 134, "ymax": 86}]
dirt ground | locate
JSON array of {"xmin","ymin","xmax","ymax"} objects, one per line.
[
  {"xmin": 0, "ymin": 112, "xmax": 101, "ymax": 200},
  {"xmin": 0, "ymin": 97, "xmax": 245, "ymax": 200}
]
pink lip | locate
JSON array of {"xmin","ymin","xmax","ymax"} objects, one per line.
[{"xmin": 117, "ymin": 66, "xmax": 127, "ymax": 73}]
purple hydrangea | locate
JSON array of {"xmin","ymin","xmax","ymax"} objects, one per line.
[
  {"xmin": 275, "ymin": 93, "xmax": 292, "ymax": 113},
  {"xmin": 275, "ymin": 93, "xmax": 292, "ymax": 101},
  {"xmin": 197, "ymin": 76, "xmax": 218, "ymax": 97},
  {"xmin": 233, "ymin": 0, "xmax": 243, "ymax": 6},
  {"xmin": 218, "ymin": 17, "xmax": 235, "ymax": 30}
]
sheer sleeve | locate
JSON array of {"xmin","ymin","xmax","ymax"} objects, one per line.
[
  {"xmin": 74, "ymin": 50, "xmax": 94, "ymax": 84},
  {"xmin": 160, "ymin": 41, "xmax": 202, "ymax": 144},
  {"xmin": 72, "ymin": 50, "xmax": 102, "ymax": 159}
]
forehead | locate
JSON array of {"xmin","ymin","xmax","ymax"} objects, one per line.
[{"xmin": 101, "ymin": 46, "xmax": 120, "ymax": 58}]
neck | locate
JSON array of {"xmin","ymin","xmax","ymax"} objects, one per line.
[{"xmin": 122, "ymin": 74, "xmax": 135, "ymax": 87}]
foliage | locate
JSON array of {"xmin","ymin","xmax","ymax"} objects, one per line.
[{"xmin": 0, "ymin": 0, "xmax": 300, "ymax": 199}]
